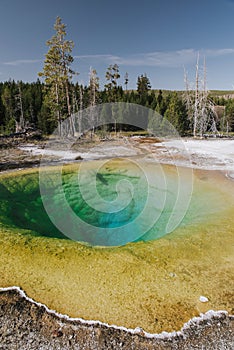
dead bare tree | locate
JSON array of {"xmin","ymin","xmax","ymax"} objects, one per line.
[
  {"xmin": 184, "ymin": 54, "xmax": 217, "ymax": 137},
  {"xmin": 89, "ymin": 67, "xmax": 99, "ymax": 139},
  {"xmin": 15, "ymin": 83, "xmax": 25, "ymax": 133}
]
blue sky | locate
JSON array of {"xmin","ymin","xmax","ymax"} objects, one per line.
[{"xmin": 1, "ymin": 0, "xmax": 234, "ymax": 90}]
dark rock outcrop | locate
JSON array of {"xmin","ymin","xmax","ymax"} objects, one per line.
[{"xmin": 0, "ymin": 287, "xmax": 233, "ymax": 350}]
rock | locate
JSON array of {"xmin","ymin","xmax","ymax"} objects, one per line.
[
  {"xmin": 75, "ymin": 155, "xmax": 83, "ymax": 160},
  {"xmin": 199, "ymin": 296, "xmax": 209, "ymax": 303}
]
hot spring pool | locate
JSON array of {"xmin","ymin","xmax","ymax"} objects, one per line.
[
  {"xmin": 0, "ymin": 159, "xmax": 230, "ymax": 246},
  {"xmin": 0, "ymin": 161, "xmax": 233, "ymax": 333}
]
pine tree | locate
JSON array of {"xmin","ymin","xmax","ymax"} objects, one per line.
[
  {"xmin": 164, "ymin": 92, "xmax": 189, "ymax": 136},
  {"xmin": 104, "ymin": 64, "xmax": 121, "ymax": 135},
  {"xmin": 38, "ymin": 16, "xmax": 76, "ymax": 136},
  {"xmin": 104, "ymin": 64, "xmax": 120, "ymax": 102},
  {"xmin": 124, "ymin": 72, "xmax": 129, "ymax": 91},
  {"xmin": 1, "ymin": 81, "xmax": 16, "ymax": 133},
  {"xmin": 137, "ymin": 74, "xmax": 151, "ymax": 105},
  {"xmin": 225, "ymin": 99, "xmax": 234, "ymax": 133}
]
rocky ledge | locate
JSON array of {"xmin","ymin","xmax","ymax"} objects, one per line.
[{"xmin": 0, "ymin": 287, "xmax": 233, "ymax": 349}]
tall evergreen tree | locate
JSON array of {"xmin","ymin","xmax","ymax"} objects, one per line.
[
  {"xmin": 104, "ymin": 64, "xmax": 120, "ymax": 102},
  {"xmin": 137, "ymin": 74, "xmax": 151, "ymax": 105},
  {"xmin": 124, "ymin": 72, "xmax": 129, "ymax": 91},
  {"xmin": 38, "ymin": 16, "xmax": 76, "ymax": 135},
  {"xmin": 164, "ymin": 92, "xmax": 189, "ymax": 135},
  {"xmin": 104, "ymin": 64, "xmax": 121, "ymax": 134},
  {"xmin": 225, "ymin": 99, "xmax": 234, "ymax": 133},
  {"xmin": 1, "ymin": 81, "xmax": 17, "ymax": 133},
  {"xmin": 137, "ymin": 74, "xmax": 151, "ymax": 94}
]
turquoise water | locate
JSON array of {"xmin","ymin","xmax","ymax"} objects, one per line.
[
  {"xmin": 63, "ymin": 172, "xmax": 147, "ymax": 228},
  {"xmin": 0, "ymin": 163, "xmax": 228, "ymax": 246},
  {"xmin": 0, "ymin": 173, "xmax": 66, "ymax": 239},
  {"xmin": 0, "ymin": 164, "xmax": 190, "ymax": 245}
]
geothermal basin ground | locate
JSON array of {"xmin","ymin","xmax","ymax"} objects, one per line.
[{"xmin": 0, "ymin": 138, "xmax": 233, "ymax": 334}]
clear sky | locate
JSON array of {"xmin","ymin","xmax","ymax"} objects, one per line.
[{"xmin": 1, "ymin": 0, "xmax": 234, "ymax": 90}]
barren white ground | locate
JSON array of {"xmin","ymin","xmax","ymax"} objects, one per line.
[
  {"xmin": 20, "ymin": 138, "xmax": 234, "ymax": 175},
  {"xmin": 160, "ymin": 139, "xmax": 234, "ymax": 172}
]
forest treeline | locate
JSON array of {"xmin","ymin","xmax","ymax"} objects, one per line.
[
  {"xmin": 0, "ymin": 16, "xmax": 234, "ymax": 137},
  {"xmin": 0, "ymin": 78, "xmax": 188, "ymax": 135},
  {"xmin": 1, "ymin": 78, "xmax": 234, "ymax": 137}
]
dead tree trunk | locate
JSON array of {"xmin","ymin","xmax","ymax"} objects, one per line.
[{"xmin": 15, "ymin": 84, "xmax": 25, "ymax": 133}]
